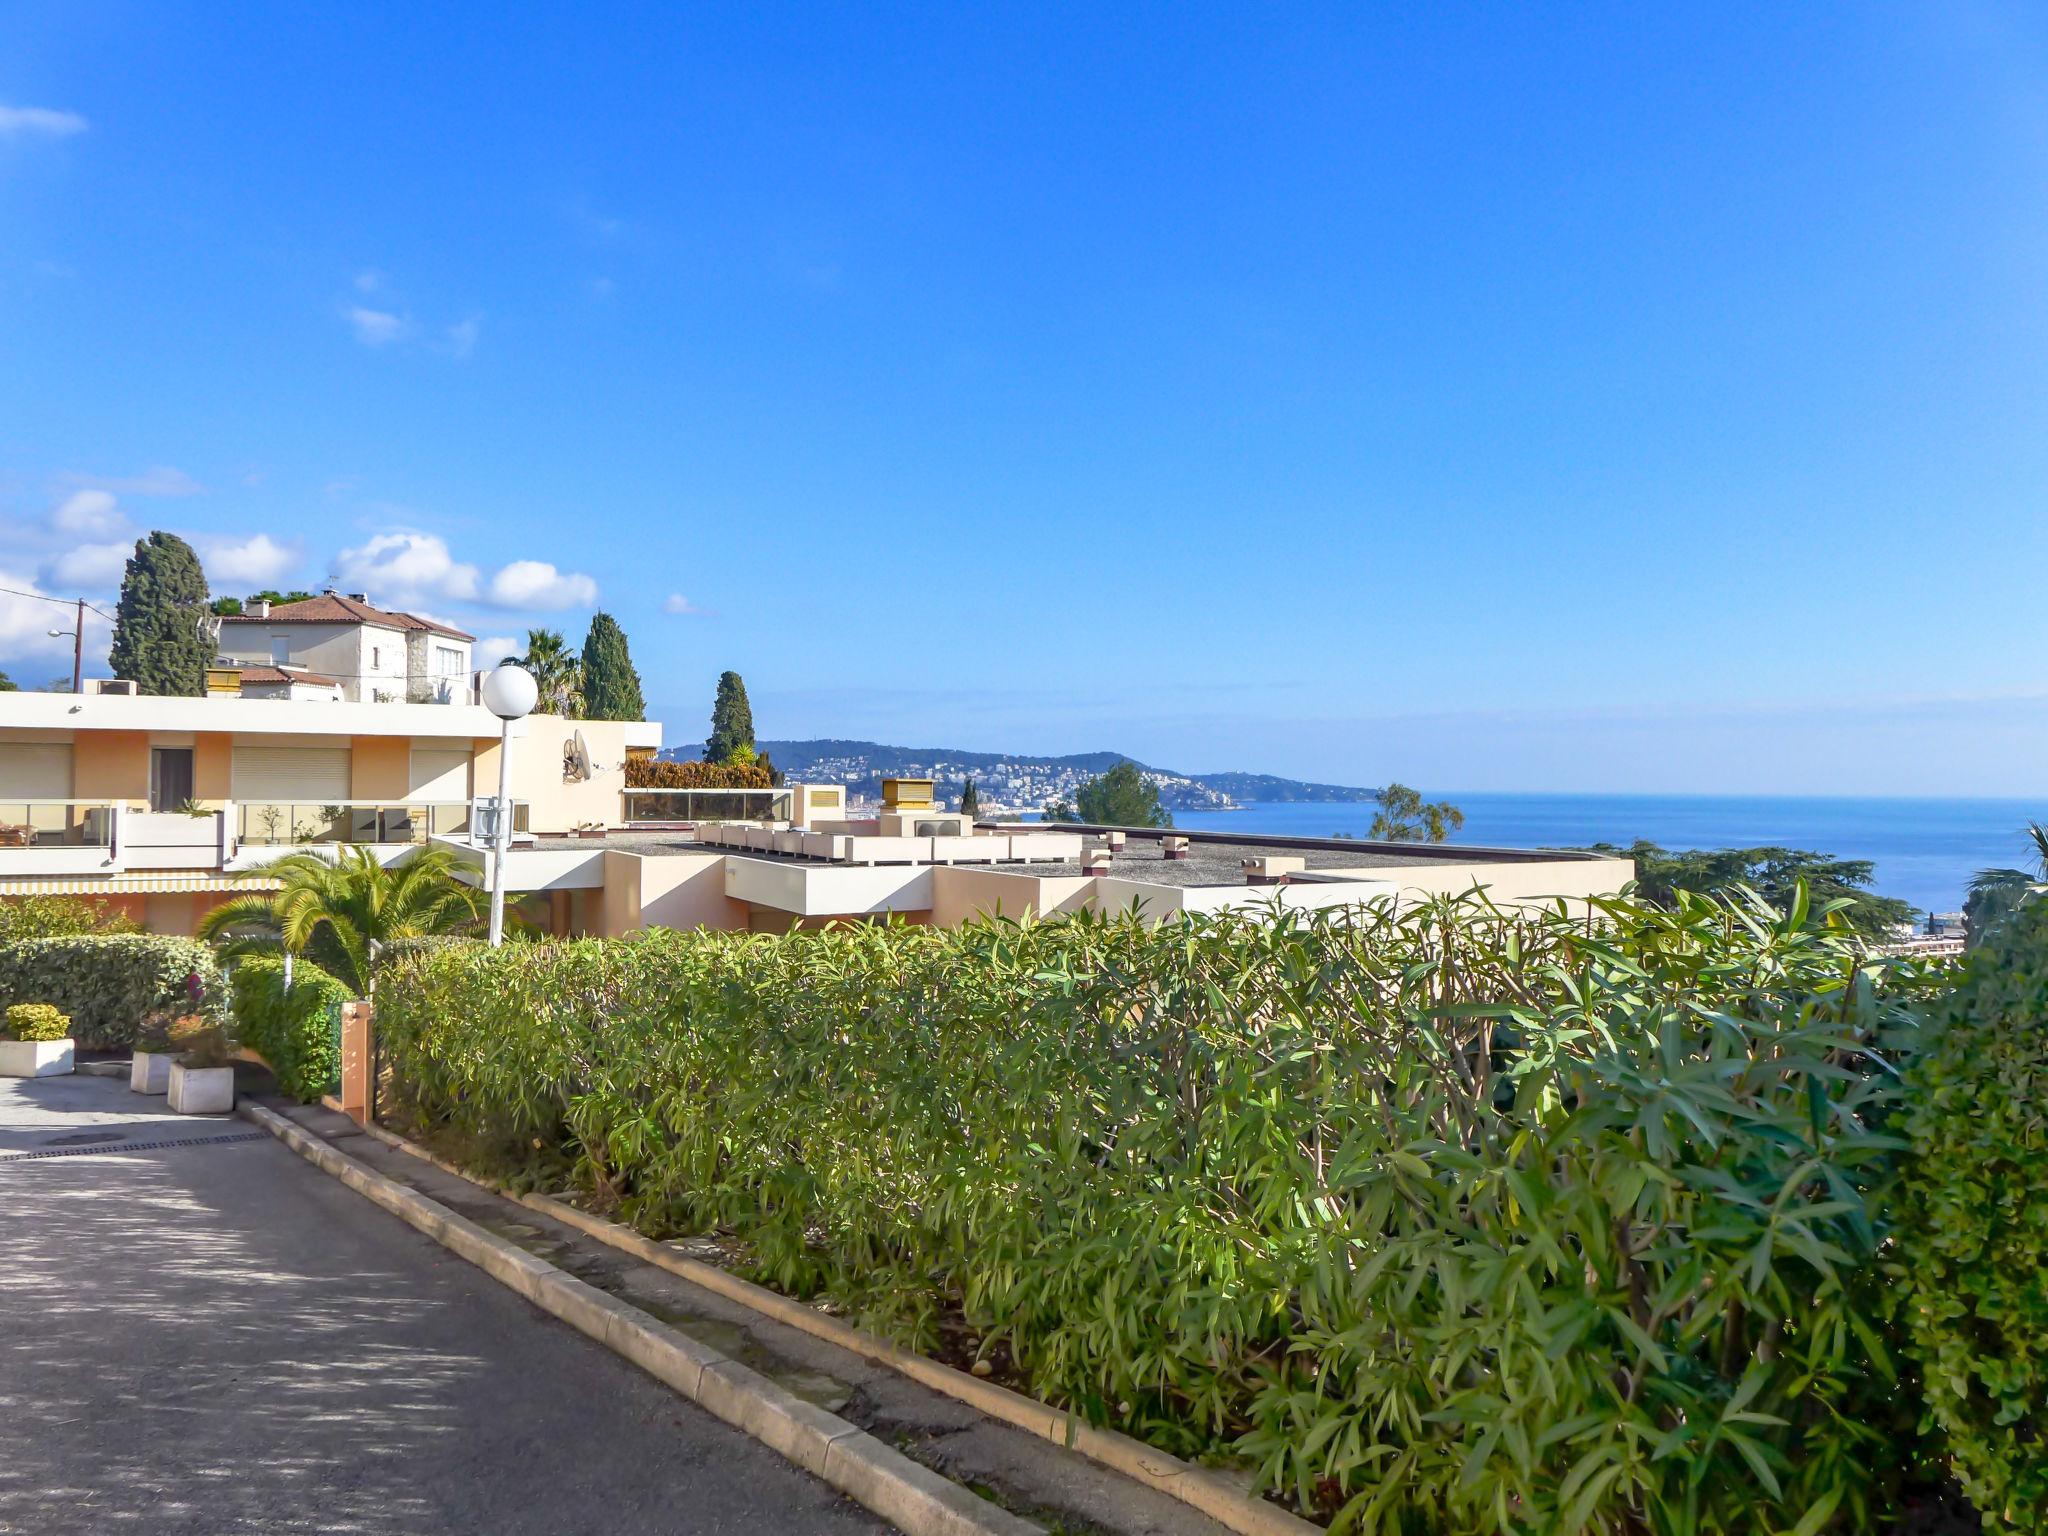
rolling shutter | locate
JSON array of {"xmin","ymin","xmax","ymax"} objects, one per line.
[
  {"xmin": 231, "ymin": 746, "xmax": 351, "ymax": 802},
  {"xmin": 0, "ymin": 744, "xmax": 74, "ymax": 799},
  {"xmin": 408, "ymin": 748, "xmax": 471, "ymax": 803}
]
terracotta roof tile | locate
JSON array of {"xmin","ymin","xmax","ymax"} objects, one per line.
[
  {"xmin": 218, "ymin": 593, "xmax": 474, "ymax": 641},
  {"xmin": 234, "ymin": 665, "xmax": 343, "ymax": 688}
]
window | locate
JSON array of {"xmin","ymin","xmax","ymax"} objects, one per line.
[
  {"xmin": 436, "ymin": 645, "xmax": 461, "ymax": 675},
  {"xmin": 269, "ymin": 635, "xmax": 291, "ymax": 664}
]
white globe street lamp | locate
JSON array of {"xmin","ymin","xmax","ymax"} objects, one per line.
[{"xmin": 480, "ymin": 664, "xmax": 538, "ymax": 946}]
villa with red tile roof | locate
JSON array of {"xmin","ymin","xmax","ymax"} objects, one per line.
[{"xmin": 215, "ymin": 591, "xmax": 474, "ymax": 704}]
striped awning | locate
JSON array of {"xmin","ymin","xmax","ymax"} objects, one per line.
[{"xmin": 0, "ymin": 873, "xmax": 280, "ymax": 895}]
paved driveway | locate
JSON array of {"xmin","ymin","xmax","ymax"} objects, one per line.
[{"xmin": 0, "ymin": 1072, "xmax": 891, "ymax": 1536}]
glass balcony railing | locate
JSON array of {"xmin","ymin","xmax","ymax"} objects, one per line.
[
  {"xmin": 0, "ymin": 801, "xmax": 116, "ymax": 849},
  {"xmin": 623, "ymin": 788, "xmax": 794, "ymax": 824},
  {"xmin": 235, "ymin": 801, "xmax": 483, "ymax": 847}
]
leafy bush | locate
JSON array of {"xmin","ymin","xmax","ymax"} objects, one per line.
[
  {"xmin": 0, "ymin": 935, "xmax": 223, "ymax": 1049},
  {"xmin": 0, "ymin": 895, "xmax": 138, "ymax": 941},
  {"xmin": 168, "ymin": 1014, "xmax": 235, "ymax": 1069},
  {"xmin": 624, "ymin": 756, "xmax": 773, "ymax": 790},
  {"xmin": 379, "ymin": 889, "xmax": 1946, "ymax": 1532},
  {"xmin": 1901, "ymin": 899, "xmax": 2048, "ymax": 1523},
  {"xmin": 3, "ymin": 1002, "xmax": 70, "ymax": 1041},
  {"xmin": 229, "ymin": 956, "xmax": 350, "ymax": 1102}
]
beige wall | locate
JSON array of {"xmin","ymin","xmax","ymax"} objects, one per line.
[
  {"xmin": 74, "ymin": 730, "xmax": 150, "ymax": 804},
  {"xmin": 929, "ymin": 866, "xmax": 1097, "ymax": 926},
  {"xmin": 192, "ymin": 734, "xmax": 233, "ymax": 803},
  {"xmin": 597, "ymin": 850, "xmax": 746, "ymax": 936},
  {"xmin": 1324, "ymin": 856, "xmax": 1632, "ymax": 914},
  {"xmin": 510, "ymin": 717, "xmax": 636, "ymax": 833}
]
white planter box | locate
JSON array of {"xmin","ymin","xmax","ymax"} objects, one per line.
[
  {"xmin": 0, "ymin": 1038, "xmax": 75, "ymax": 1078},
  {"xmin": 167, "ymin": 1063, "xmax": 235, "ymax": 1114},
  {"xmin": 130, "ymin": 1050, "xmax": 173, "ymax": 1094}
]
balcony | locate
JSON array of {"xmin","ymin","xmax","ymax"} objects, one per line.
[
  {"xmin": 623, "ymin": 788, "xmax": 793, "ymax": 825},
  {"xmin": 235, "ymin": 800, "xmax": 486, "ymax": 847},
  {"xmin": 0, "ymin": 801, "xmax": 119, "ymax": 876}
]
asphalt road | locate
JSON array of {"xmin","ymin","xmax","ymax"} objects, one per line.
[{"xmin": 0, "ymin": 1071, "xmax": 893, "ymax": 1536}]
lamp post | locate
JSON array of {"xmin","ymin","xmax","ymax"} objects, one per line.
[
  {"xmin": 479, "ymin": 663, "xmax": 538, "ymax": 947},
  {"xmin": 46, "ymin": 599, "xmax": 85, "ymax": 692}
]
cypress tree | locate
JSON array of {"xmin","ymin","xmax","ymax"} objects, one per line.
[
  {"xmin": 579, "ymin": 611, "xmax": 645, "ymax": 721},
  {"xmin": 706, "ymin": 670, "xmax": 755, "ymax": 763},
  {"xmin": 959, "ymin": 777, "xmax": 980, "ymax": 818},
  {"xmin": 108, "ymin": 532, "xmax": 212, "ymax": 696}
]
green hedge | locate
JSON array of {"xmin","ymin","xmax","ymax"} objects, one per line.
[
  {"xmin": 1902, "ymin": 899, "xmax": 2048, "ymax": 1523},
  {"xmin": 379, "ymin": 890, "xmax": 1948, "ymax": 1532},
  {"xmin": 228, "ymin": 955, "xmax": 351, "ymax": 1103},
  {"xmin": 0, "ymin": 934, "xmax": 223, "ymax": 1049},
  {"xmin": 0, "ymin": 894, "xmax": 138, "ymax": 941}
]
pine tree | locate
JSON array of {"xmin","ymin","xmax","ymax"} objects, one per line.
[
  {"xmin": 108, "ymin": 532, "xmax": 212, "ymax": 696},
  {"xmin": 706, "ymin": 670, "xmax": 755, "ymax": 763},
  {"xmin": 579, "ymin": 612, "xmax": 645, "ymax": 721},
  {"xmin": 959, "ymin": 777, "xmax": 980, "ymax": 818}
]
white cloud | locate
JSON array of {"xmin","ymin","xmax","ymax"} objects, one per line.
[
  {"xmin": 0, "ymin": 571, "xmax": 98, "ymax": 664},
  {"xmin": 46, "ymin": 542, "xmax": 130, "ymax": 588},
  {"xmin": 61, "ymin": 466, "xmax": 202, "ymax": 497},
  {"xmin": 476, "ymin": 635, "xmax": 523, "ymax": 666},
  {"xmin": 354, "ymin": 269, "xmax": 383, "ymax": 293},
  {"xmin": 200, "ymin": 533, "xmax": 297, "ymax": 586},
  {"xmin": 348, "ymin": 307, "xmax": 408, "ymax": 346},
  {"xmin": 486, "ymin": 559, "xmax": 596, "ymax": 609},
  {"xmin": 51, "ymin": 488, "xmax": 124, "ymax": 536},
  {"xmin": 662, "ymin": 593, "xmax": 703, "ymax": 615},
  {"xmin": 443, "ymin": 316, "xmax": 480, "ymax": 359},
  {"xmin": 0, "ymin": 104, "xmax": 87, "ymax": 139},
  {"xmin": 331, "ymin": 531, "xmax": 479, "ymax": 605}
]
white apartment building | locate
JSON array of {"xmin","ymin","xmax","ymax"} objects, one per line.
[{"xmin": 215, "ymin": 592, "xmax": 474, "ymax": 704}]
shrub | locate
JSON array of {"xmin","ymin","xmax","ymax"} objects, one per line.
[
  {"xmin": 0, "ymin": 895, "xmax": 138, "ymax": 941},
  {"xmin": 3, "ymin": 1002, "xmax": 70, "ymax": 1041},
  {"xmin": 229, "ymin": 956, "xmax": 350, "ymax": 1102},
  {"xmin": 379, "ymin": 889, "xmax": 1946, "ymax": 1532},
  {"xmin": 624, "ymin": 756, "xmax": 773, "ymax": 790},
  {"xmin": 168, "ymin": 1014, "xmax": 235, "ymax": 1069},
  {"xmin": 1901, "ymin": 899, "xmax": 2048, "ymax": 1523},
  {"xmin": 0, "ymin": 935, "xmax": 223, "ymax": 1049}
]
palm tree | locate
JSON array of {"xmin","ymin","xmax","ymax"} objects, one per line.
[
  {"xmin": 1965, "ymin": 820, "xmax": 2048, "ymax": 946},
  {"xmin": 517, "ymin": 628, "xmax": 583, "ymax": 717},
  {"xmin": 197, "ymin": 845, "xmax": 487, "ymax": 994}
]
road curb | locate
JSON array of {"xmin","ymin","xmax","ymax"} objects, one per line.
[
  {"xmin": 240, "ymin": 1102, "xmax": 1043, "ymax": 1536},
  {"xmin": 355, "ymin": 1117, "xmax": 1317, "ymax": 1536}
]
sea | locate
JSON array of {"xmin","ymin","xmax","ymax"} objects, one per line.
[{"xmin": 1168, "ymin": 794, "xmax": 2044, "ymax": 917}]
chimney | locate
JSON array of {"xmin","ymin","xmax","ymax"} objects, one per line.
[
  {"xmin": 1103, "ymin": 829, "xmax": 1127, "ymax": 852},
  {"xmin": 1081, "ymin": 844, "xmax": 1114, "ymax": 876},
  {"xmin": 346, "ymin": 592, "xmax": 370, "ymax": 604},
  {"xmin": 1242, "ymin": 854, "xmax": 1305, "ymax": 887},
  {"xmin": 1161, "ymin": 835, "xmax": 1190, "ymax": 861},
  {"xmin": 249, "ymin": 598, "xmax": 271, "ymax": 618}
]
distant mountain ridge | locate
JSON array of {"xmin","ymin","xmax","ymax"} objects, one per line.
[{"xmin": 655, "ymin": 737, "xmax": 1379, "ymax": 810}]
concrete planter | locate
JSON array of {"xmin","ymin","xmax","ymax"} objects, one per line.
[
  {"xmin": 168, "ymin": 1063, "xmax": 235, "ymax": 1115},
  {"xmin": 130, "ymin": 1050, "xmax": 174, "ymax": 1094},
  {"xmin": 0, "ymin": 1038, "xmax": 75, "ymax": 1078}
]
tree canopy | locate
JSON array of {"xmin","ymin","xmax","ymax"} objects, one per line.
[
  {"xmin": 0, "ymin": 671, "xmax": 14, "ymax": 692},
  {"xmin": 707, "ymin": 671, "xmax": 755, "ymax": 763},
  {"xmin": 580, "ymin": 611, "xmax": 645, "ymax": 721},
  {"xmin": 1593, "ymin": 840, "xmax": 1915, "ymax": 940},
  {"xmin": 959, "ymin": 777, "xmax": 980, "ymax": 818},
  {"xmin": 1964, "ymin": 821, "xmax": 2048, "ymax": 946},
  {"xmin": 211, "ymin": 588, "xmax": 319, "ymax": 616},
  {"xmin": 1369, "ymin": 783, "xmax": 1464, "ymax": 842},
  {"xmin": 1044, "ymin": 761, "xmax": 1172, "ymax": 828},
  {"xmin": 109, "ymin": 532, "xmax": 213, "ymax": 696},
  {"xmin": 517, "ymin": 629, "xmax": 583, "ymax": 717}
]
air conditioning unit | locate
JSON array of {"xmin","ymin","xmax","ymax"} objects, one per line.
[{"xmin": 89, "ymin": 679, "xmax": 139, "ymax": 696}]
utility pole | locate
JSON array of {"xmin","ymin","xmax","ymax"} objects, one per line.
[{"xmin": 71, "ymin": 598, "xmax": 83, "ymax": 693}]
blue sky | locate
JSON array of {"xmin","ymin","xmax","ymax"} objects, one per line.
[{"xmin": 3, "ymin": 3, "xmax": 2045, "ymax": 794}]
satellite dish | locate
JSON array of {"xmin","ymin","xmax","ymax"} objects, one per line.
[{"xmin": 566, "ymin": 729, "xmax": 594, "ymax": 782}]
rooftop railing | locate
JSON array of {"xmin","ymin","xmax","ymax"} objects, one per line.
[
  {"xmin": 0, "ymin": 800, "xmax": 116, "ymax": 849},
  {"xmin": 236, "ymin": 800, "xmax": 488, "ymax": 847},
  {"xmin": 623, "ymin": 788, "xmax": 794, "ymax": 824}
]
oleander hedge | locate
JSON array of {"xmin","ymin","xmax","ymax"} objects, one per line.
[
  {"xmin": 624, "ymin": 756, "xmax": 774, "ymax": 789},
  {"xmin": 229, "ymin": 955, "xmax": 351, "ymax": 1103},
  {"xmin": 1901, "ymin": 899, "xmax": 2048, "ymax": 1525},
  {"xmin": 379, "ymin": 889, "xmax": 1953, "ymax": 1532},
  {"xmin": 0, "ymin": 934, "xmax": 223, "ymax": 1049}
]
